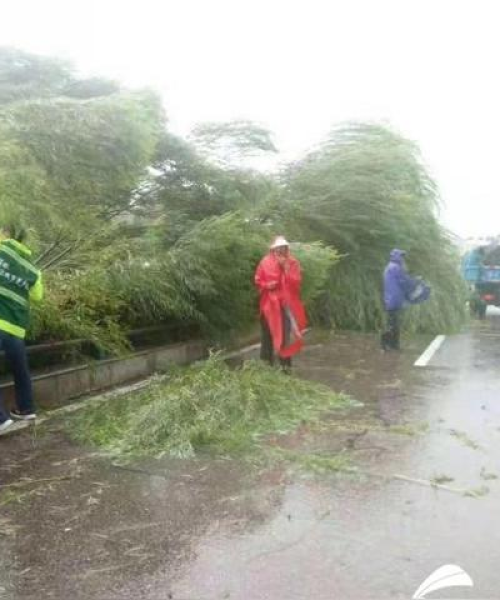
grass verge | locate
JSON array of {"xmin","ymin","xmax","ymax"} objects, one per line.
[{"xmin": 67, "ymin": 357, "xmax": 353, "ymax": 459}]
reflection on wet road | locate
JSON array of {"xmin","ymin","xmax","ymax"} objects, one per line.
[{"xmin": 2, "ymin": 317, "xmax": 500, "ymax": 599}]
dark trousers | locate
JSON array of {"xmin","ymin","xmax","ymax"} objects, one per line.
[
  {"xmin": 0, "ymin": 331, "xmax": 34, "ymax": 423},
  {"xmin": 260, "ymin": 311, "xmax": 292, "ymax": 368},
  {"xmin": 381, "ymin": 310, "xmax": 401, "ymax": 350}
]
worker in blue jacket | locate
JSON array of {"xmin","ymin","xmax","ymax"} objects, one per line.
[{"xmin": 381, "ymin": 249, "xmax": 430, "ymax": 351}]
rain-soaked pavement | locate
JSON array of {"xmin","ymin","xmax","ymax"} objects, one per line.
[{"xmin": 2, "ymin": 315, "xmax": 500, "ymax": 599}]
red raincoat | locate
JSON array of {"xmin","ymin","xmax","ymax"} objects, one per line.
[{"xmin": 255, "ymin": 253, "xmax": 307, "ymax": 358}]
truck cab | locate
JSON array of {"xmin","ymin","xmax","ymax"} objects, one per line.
[{"xmin": 462, "ymin": 244, "xmax": 500, "ymax": 317}]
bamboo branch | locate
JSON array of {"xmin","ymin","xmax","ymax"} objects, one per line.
[
  {"xmin": 0, "ymin": 475, "xmax": 74, "ymax": 489},
  {"xmin": 393, "ymin": 474, "xmax": 469, "ymax": 495}
]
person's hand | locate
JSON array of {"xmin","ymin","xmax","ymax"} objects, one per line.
[
  {"xmin": 277, "ymin": 255, "xmax": 289, "ymax": 270},
  {"xmin": 267, "ymin": 281, "xmax": 279, "ymax": 290}
]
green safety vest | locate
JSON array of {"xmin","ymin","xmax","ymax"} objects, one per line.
[{"xmin": 0, "ymin": 239, "xmax": 43, "ymax": 339}]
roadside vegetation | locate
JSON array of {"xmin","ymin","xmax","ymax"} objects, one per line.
[
  {"xmin": 280, "ymin": 123, "xmax": 467, "ymax": 332},
  {"xmin": 0, "ymin": 47, "xmax": 466, "ymax": 353}
]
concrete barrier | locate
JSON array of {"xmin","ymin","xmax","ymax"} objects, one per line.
[{"xmin": 0, "ymin": 340, "xmax": 208, "ymax": 410}]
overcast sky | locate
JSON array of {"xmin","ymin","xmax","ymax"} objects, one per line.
[{"xmin": 1, "ymin": 0, "xmax": 499, "ymax": 238}]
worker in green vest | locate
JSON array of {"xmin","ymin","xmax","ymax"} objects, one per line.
[{"xmin": 0, "ymin": 223, "xmax": 43, "ymax": 434}]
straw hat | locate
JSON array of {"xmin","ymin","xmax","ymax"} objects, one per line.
[{"xmin": 270, "ymin": 236, "xmax": 289, "ymax": 250}]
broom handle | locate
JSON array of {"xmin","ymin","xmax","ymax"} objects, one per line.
[{"xmin": 284, "ymin": 306, "xmax": 302, "ymax": 339}]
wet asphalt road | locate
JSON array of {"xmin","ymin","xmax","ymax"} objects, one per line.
[{"xmin": 1, "ymin": 315, "xmax": 500, "ymax": 599}]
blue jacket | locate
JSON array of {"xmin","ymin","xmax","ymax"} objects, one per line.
[{"xmin": 383, "ymin": 249, "xmax": 418, "ymax": 311}]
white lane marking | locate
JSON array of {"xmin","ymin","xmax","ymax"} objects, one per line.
[{"xmin": 414, "ymin": 335, "xmax": 446, "ymax": 367}]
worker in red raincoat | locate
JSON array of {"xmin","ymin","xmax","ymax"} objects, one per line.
[{"xmin": 255, "ymin": 236, "xmax": 307, "ymax": 369}]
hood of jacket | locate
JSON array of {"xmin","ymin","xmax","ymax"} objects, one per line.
[{"xmin": 389, "ymin": 249, "xmax": 406, "ymax": 265}]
